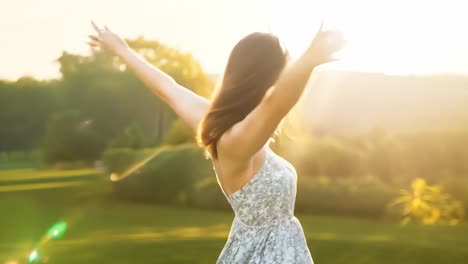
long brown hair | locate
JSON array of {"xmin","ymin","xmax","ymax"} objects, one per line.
[{"xmin": 196, "ymin": 32, "xmax": 288, "ymax": 159}]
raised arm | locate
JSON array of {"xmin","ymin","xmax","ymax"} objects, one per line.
[
  {"xmin": 219, "ymin": 21, "xmax": 344, "ymax": 160},
  {"xmin": 87, "ymin": 21, "xmax": 209, "ymax": 132}
]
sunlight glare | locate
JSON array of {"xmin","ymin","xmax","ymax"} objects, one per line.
[{"xmin": 266, "ymin": 0, "xmax": 466, "ymax": 74}]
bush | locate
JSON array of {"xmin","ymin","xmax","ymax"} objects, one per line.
[
  {"xmin": 0, "ymin": 152, "xmax": 7, "ymax": 163},
  {"xmin": 284, "ymin": 137, "xmax": 364, "ymax": 180},
  {"xmin": 443, "ymin": 179, "xmax": 468, "ymax": 214},
  {"xmin": 7, "ymin": 151, "xmax": 28, "ymax": 162},
  {"xmin": 105, "ymin": 143, "xmax": 400, "ymax": 217},
  {"xmin": 102, "ymin": 148, "xmax": 139, "ymax": 174},
  {"xmin": 0, "ymin": 149, "xmax": 44, "ymax": 169},
  {"xmin": 192, "ymin": 177, "xmax": 231, "ymax": 210},
  {"xmin": 295, "ymin": 175, "xmax": 396, "ymax": 218},
  {"xmin": 280, "ymin": 129, "xmax": 468, "ymax": 187},
  {"xmin": 102, "ymin": 147, "xmax": 156, "ymax": 174},
  {"xmin": 390, "ymin": 178, "xmax": 465, "ymax": 225},
  {"xmin": 30, "ymin": 149, "xmax": 43, "ymax": 162},
  {"xmin": 111, "ymin": 143, "xmax": 214, "ymax": 206},
  {"xmin": 104, "ymin": 143, "xmax": 231, "ymax": 209}
]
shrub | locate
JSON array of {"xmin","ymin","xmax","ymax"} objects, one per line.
[
  {"xmin": 284, "ymin": 137, "xmax": 364, "ymax": 180},
  {"xmin": 390, "ymin": 178, "xmax": 465, "ymax": 225},
  {"xmin": 0, "ymin": 152, "xmax": 7, "ymax": 163},
  {"xmin": 7, "ymin": 151, "xmax": 28, "ymax": 162},
  {"xmin": 295, "ymin": 175, "xmax": 396, "ymax": 218},
  {"xmin": 192, "ymin": 177, "xmax": 231, "ymax": 210},
  {"xmin": 0, "ymin": 149, "xmax": 43, "ymax": 169},
  {"xmin": 443, "ymin": 179, "xmax": 468, "ymax": 214},
  {"xmin": 111, "ymin": 143, "xmax": 214, "ymax": 206},
  {"xmin": 102, "ymin": 148, "xmax": 139, "ymax": 173},
  {"xmin": 280, "ymin": 129, "xmax": 468, "ymax": 187},
  {"xmin": 30, "ymin": 149, "xmax": 43, "ymax": 162},
  {"xmin": 105, "ymin": 143, "xmax": 401, "ymax": 217}
]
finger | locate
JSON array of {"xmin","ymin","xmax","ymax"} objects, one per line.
[
  {"xmin": 91, "ymin": 20, "xmax": 102, "ymax": 34},
  {"xmin": 319, "ymin": 17, "xmax": 325, "ymax": 32},
  {"xmin": 87, "ymin": 40, "xmax": 99, "ymax": 47},
  {"xmin": 105, "ymin": 25, "xmax": 110, "ymax": 32},
  {"xmin": 88, "ymin": 35, "xmax": 100, "ymax": 41}
]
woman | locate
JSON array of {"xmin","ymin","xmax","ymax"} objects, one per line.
[{"xmin": 88, "ymin": 20, "xmax": 343, "ymax": 263}]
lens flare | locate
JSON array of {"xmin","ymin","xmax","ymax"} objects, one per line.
[
  {"xmin": 28, "ymin": 250, "xmax": 39, "ymax": 263},
  {"xmin": 77, "ymin": 119, "xmax": 93, "ymax": 129},
  {"xmin": 109, "ymin": 146, "xmax": 169, "ymax": 182},
  {"xmin": 47, "ymin": 221, "xmax": 68, "ymax": 239}
]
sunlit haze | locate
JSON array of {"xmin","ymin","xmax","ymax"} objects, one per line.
[{"xmin": 1, "ymin": 0, "xmax": 467, "ymax": 80}]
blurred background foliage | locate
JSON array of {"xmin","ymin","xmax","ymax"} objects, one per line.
[
  {"xmin": 390, "ymin": 178, "xmax": 464, "ymax": 225},
  {"xmin": 1, "ymin": 37, "xmax": 467, "ymax": 225}
]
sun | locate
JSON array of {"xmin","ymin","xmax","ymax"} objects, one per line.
[{"xmin": 264, "ymin": 0, "xmax": 462, "ymax": 75}]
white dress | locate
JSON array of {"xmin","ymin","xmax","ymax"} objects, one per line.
[{"xmin": 215, "ymin": 146, "xmax": 314, "ymax": 263}]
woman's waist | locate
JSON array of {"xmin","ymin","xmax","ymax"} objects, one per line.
[{"xmin": 233, "ymin": 214, "xmax": 298, "ymax": 228}]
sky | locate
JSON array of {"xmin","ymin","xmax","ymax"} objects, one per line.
[{"xmin": 1, "ymin": 0, "xmax": 467, "ymax": 80}]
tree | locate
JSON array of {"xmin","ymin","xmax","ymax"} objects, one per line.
[
  {"xmin": 0, "ymin": 78, "xmax": 61, "ymax": 151},
  {"xmin": 43, "ymin": 110, "xmax": 100, "ymax": 163},
  {"xmin": 108, "ymin": 122, "xmax": 148, "ymax": 149},
  {"xmin": 54, "ymin": 37, "xmax": 214, "ymax": 154},
  {"xmin": 161, "ymin": 119, "xmax": 195, "ymax": 146},
  {"xmin": 2, "ymin": 36, "xmax": 214, "ymax": 160}
]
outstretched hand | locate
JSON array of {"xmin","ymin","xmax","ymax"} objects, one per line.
[
  {"xmin": 308, "ymin": 19, "xmax": 346, "ymax": 66},
  {"xmin": 87, "ymin": 21, "xmax": 129, "ymax": 54}
]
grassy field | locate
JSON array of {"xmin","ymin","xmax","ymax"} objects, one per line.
[
  {"xmin": 0, "ymin": 171, "xmax": 467, "ymax": 263},
  {"xmin": 0, "ymin": 168, "xmax": 100, "ymax": 193}
]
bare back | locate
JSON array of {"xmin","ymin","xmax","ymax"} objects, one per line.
[{"xmin": 211, "ymin": 139, "xmax": 271, "ymax": 197}]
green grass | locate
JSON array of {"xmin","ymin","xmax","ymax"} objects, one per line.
[
  {"xmin": 0, "ymin": 168, "xmax": 98, "ymax": 181},
  {"xmin": 0, "ymin": 161, "xmax": 39, "ymax": 170},
  {"xmin": 0, "ymin": 178, "xmax": 467, "ymax": 263},
  {"xmin": 0, "ymin": 168, "xmax": 100, "ymax": 193}
]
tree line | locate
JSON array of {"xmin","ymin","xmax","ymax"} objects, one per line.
[{"xmin": 0, "ymin": 37, "xmax": 213, "ymax": 163}]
